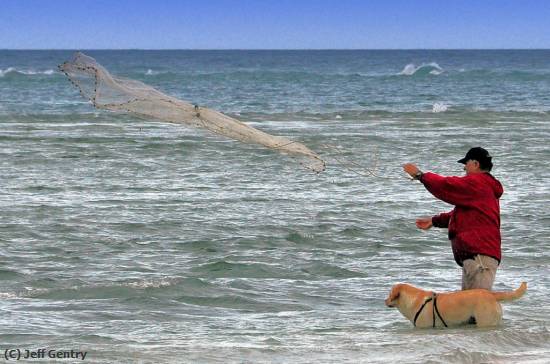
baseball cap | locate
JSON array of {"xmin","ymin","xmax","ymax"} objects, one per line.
[{"xmin": 457, "ymin": 147, "xmax": 492, "ymax": 164}]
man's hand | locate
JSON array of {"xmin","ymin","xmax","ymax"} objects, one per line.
[
  {"xmin": 403, "ymin": 163, "xmax": 420, "ymax": 179},
  {"xmin": 416, "ymin": 218, "xmax": 433, "ymax": 230}
]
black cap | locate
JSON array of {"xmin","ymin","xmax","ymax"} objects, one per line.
[{"xmin": 457, "ymin": 147, "xmax": 492, "ymax": 164}]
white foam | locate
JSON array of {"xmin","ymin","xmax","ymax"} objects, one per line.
[
  {"xmin": 0, "ymin": 67, "xmax": 56, "ymax": 77},
  {"xmin": 17, "ymin": 69, "xmax": 55, "ymax": 75},
  {"xmin": 126, "ymin": 277, "xmax": 178, "ymax": 289},
  {"xmin": 432, "ymin": 103, "xmax": 449, "ymax": 113},
  {"xmin": 399, "ymin": 62, "xmax": 443, "ymax": 76},
  {"xmin": 400, "ymin": 64, "xmax": 417, "ymax": 76},
  {"xmin": 0, "ymin": 67, "xmax": 16, "ymax": 77},
  {"xmin": 0, "ymin": 292, "xmax": 18, "ymax": 299}
]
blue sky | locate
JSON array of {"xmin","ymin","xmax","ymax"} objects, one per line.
[{"xmin": 1, "ymin": 0, "xmax": 549, "ymax": 49}]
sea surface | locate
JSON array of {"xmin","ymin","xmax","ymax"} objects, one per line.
[{"xmin": 1, "ymin": 50, "xmax": 550, "ymax": 363}]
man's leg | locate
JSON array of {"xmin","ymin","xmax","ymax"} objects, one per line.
[{"xmin": 461, "ymin": 255, "xmax": 499, "ymax": 290}]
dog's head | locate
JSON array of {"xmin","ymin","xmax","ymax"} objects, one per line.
[{"xmin": 385, "ymin": 284, "xmax": 403, "ymax": 307}]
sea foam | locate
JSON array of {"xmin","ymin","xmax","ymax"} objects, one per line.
[
  {"xmin": 432, "ymin": 103, "xmax": 449, "ymax": 113},
  {"xmin": 399, "ymin": 62, "xmax": 443, "ymax": 76},
  {"xmin": 0, "ymin": 67, "xmax": 56, "ymax": 77}
]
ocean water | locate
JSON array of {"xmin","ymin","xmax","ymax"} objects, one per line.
[{"xmin": 1, "ymin": 50, "xmax": 550, "ymax": 363}]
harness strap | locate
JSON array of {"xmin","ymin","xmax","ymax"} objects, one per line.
[
  {"xmin": 413, "ymin": 293, "xmax": 448, "ymax": 328},
  {"xmin": 433, "ymin": 295, "xmax": 448, "ymax": 327},
  {"xmin": 432, "ymin": 294, "xmax": 436, "ymax": 327},
  {"xmin": 413, "ymin": 295, "xmax": 432, "ymax": 327}
]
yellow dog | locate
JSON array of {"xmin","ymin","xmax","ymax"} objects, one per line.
[{"xmin": 385, "ymin": 282, "xmax": 527, "ymax": 328}]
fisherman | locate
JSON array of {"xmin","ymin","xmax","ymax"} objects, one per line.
[{"xmin": 403, "ymin": 147, "xmax": 503, "ymax": 290}]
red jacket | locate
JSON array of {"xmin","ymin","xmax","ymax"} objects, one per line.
[{"xmin": 420, "ymin": 172, "xmax": 503, "ymax": 266}]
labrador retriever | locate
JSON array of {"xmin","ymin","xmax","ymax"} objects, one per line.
[{"xmin": 385, "ymin": 282, "xmax": 527, "ymax": 328}]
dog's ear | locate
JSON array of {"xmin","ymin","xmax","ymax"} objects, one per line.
[
  {"xmin": 385, "ymin": 285, "xmax": 401, "ymax": 307},
  {"xmin": 389, "ymin": 288, "xmax": 400, "ymax": 302}
]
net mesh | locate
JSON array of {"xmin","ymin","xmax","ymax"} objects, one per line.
[{"xmin": 59, "ymin": 52, "xmax": 325, "ymax": 172}]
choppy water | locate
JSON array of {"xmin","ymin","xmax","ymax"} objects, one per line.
[{"xmin": 1, "ymin": 50, "xmax": 550, "ymax": 363}]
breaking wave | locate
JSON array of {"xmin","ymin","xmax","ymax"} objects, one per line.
[
  {"xmin": 432, "ymin": 103, "xmax": 449, "ymax": 113},
  {"xmin": 0, "ymin": 67, "xmax": 56, "ymax": 77},
  {"xmin": 399, "ymin": 62, "xmax": 444, "ymax": 76}
]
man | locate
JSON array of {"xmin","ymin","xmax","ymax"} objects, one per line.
[{"xmin": 403, "ymin": 147, "xmax": 503, "ymax": 291}]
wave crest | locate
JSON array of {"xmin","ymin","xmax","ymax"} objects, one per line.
[
  {"xmin": 399, "ymin": 62, "xmax": 443, "ymax": 76},
  {"xmin": 432, "ymin": 103, "xmax": 449, "ymax": 113},
  {"xmin": 0, "ymin": 67, "xmax": 56, "ymax": 77}
]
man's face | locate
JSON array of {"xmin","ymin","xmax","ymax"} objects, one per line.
[{"xmin": 463, "ymin": 159, "xmax": 480, "ymax": 175}]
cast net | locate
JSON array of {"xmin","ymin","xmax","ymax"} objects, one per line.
[{"xmin": 59, "ymin": 52, "xmax": 325, "ymax": 172}]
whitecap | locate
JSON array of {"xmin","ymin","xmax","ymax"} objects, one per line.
[
  {"xmin": 335, "ymin": 114, "xmax": 342, "ymax": 119},
  {"xmin": 399, "ymin": 62, "xmax": 443, "ymax": 76},
  {"xmin": 400, "ymin": 64, "xmax": 417, "ymax": 76},
  {"xmin": 0, "ymin": 67, "xmax": 56, "ymax": 77},
  {"xmin": 125, "ymin": 277, "xmax": 179, "ymax": 289},
  {"xmin": 0, "ymin": 292, "xmax": 18, "ymax": 299},
  {"xmin": 0, "ymin": 67, "xmax": 17, "ymax": 77},
  {"xmin": 432, "ymin": 103, "xmax": 449, "ymax": 113}
]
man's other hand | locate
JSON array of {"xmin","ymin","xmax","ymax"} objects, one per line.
[{"xmin": 416, "ymin": 218, "xmax": 433, "ymax": 230}]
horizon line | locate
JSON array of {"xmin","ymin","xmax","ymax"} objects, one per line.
[{"xmin": 2, "ymin": 48, "xmax": 550, "ymax": 51}]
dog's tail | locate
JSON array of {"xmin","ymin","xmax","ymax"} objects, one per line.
[{"xmin": 491, "ymin": 282, "xmax": 527, "ymax": 302}]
